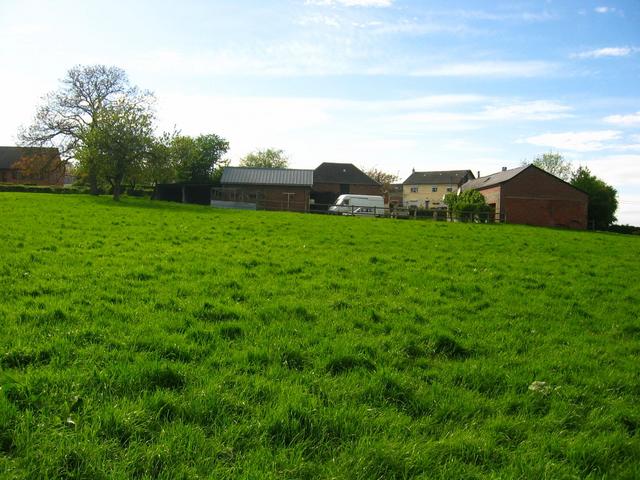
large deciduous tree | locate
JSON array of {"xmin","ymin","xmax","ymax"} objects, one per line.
[
  {"xmin": 19, "ymin": 65, "xmax": 152, "ymax": 194},
  {"xmin": 78, "ymin": 99, "xmax": 154, "ymax": 200},
  {"xmin": 363, "ymin": 167, "xmax": 398, "ymax": 196},
  {"xmin": 239, "ymin": 148, "xmax": 289, "ymax": 169},
  {"xmin": 571, "ymin": 166, "xmax": 618, "ymax": 229},
  {"xmin": 526, "ymin": 152, "xmax": 574, "ymax": 181}
]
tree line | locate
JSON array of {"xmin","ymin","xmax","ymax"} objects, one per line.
[{"xmin": 19, "ymin": 65, "xmax": 288, "ymax": 200}]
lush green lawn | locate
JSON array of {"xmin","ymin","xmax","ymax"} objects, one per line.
[{"xmin": 0, "ymin": 193, "xmax": 639, "ymax": 479}]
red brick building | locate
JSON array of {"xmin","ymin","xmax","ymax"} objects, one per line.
[
  {"xmin": 0, "ymin": 146, "xmax": 64, "ymax": 185},
  {"xmin": 461, "ymin": 165, "xmax": 588, "ymax": 229},
  {"xmin": 216, "ymin": 167, "xmax": 313, "ymax": 212},
  {"xmin": 311, "ymin": 163, "xmax": 382, "ymax": 207}
]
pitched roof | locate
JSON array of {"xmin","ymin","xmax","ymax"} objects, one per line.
[
  {"xmin": 221, "ymin": 167, "xmax": 313, "ymax": 186},
  {"xmin": 403, "ymin": 170, "xmax": 475, "ymax": 185},
  {"xmin": 313, "ymin": 163, "xmax": 380, "ymax": 185},
  {"xmin": 460, "ymin": 165, "xmax": 528, "ymax": 191},
  {"xmin": 0, "ymin": 146, "xmax": 60, "ymax": 169}
]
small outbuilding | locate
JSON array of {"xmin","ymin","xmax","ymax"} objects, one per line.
[
  {"xmin": 215, "ymin": 167, "xmax": 314, "ymax": 212},
  {"xmin": 311, "ymin": 163, "xmax": 382, "ymax": 207},
  {"xmin": 461, "ymin": 164, "xmax": 588, "ymax": 229}
]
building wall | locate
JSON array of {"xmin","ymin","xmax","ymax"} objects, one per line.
[
  {"xmin": 402, "ymin": 183, "xmax": 456, "ymax": 208},
  {"xmin": 476, "ymin": 185, "xmax": 502, "ymax": 217},
  {"xmin": 219, "ymin": 185, "xmax": 311, "ymax": 212},
  {"xmin": 478, "ymin": 168, "xmax": 588, "ymax": 229},
  {"xmin": 0, "ymin": 166, "xmax": 64, "ymax": 186}
]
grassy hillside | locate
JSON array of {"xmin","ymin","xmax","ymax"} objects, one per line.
[{"xmin": 0, "ymin": 193, "xmax": 639, "ymax": 479}]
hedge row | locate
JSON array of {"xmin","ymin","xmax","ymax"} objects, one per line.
[
  {"xmin": 0, "ymin": 184, "xmax": 90, "ymax": 194},
  {"xmin": 0, "ymin": 184, "xmax": 154, "ymax": 197}
]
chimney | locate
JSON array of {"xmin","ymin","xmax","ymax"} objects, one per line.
[
  {"xmin": 502, "ymin": 166, "xmax": 507, "ymax": 172},
  {"xmin": 477, "ymin": 170, "xmax": 480, "ymax": 178},
  {"xmin": 412, "ymin": 167, "xmax": 415, "ymax": 173}
]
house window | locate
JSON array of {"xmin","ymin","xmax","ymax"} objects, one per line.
[
  {"xmin": 431, "ymin": 185, "xmax": 438, "ymax": 192},
  {"xmin": 446, "ymin": 186, "xmax": 453, "ymax": 192},
  {"xmin": 410, "ymin": 186, "xmax": 418, "ymax": 193}
]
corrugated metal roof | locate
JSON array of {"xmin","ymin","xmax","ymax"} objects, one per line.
[
  {"xmin": 403, "ymin": 170, "xmax": 474, "ymax": 185},
  {"xmin": 461, "ymin": 165, "xmax": 528, "ymax": 191},
  {"xmin": 221, "ymin": 167, "xmax": 314, "ymax": 186}
]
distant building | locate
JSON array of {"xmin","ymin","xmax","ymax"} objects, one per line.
[
  {"xmin": 388, "ymin": 183, "xmax": 404, "ymax": 207},
  {"xmin": 216, "ymin": 167, "xmax": 314, "ymax": 212},
  {"xmin": 461, "ymin": 164, "xmax": 588, "ymax": 229},
  {"xmin": 402, "ymin": 170, "xmax": 475, "ymax": 208},
  {"xmin": 311, "ymin": 163, "xmax": 382, "ymax": 207},
  {"xmin": 0, "ymin": 146, "xmax": 64, "ymax": 185}
]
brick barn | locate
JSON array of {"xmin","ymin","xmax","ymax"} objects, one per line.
[
  {"xmin": 0, "ymin": 146, "xmax": 64, "ymax": 185},
  {"xmin": 215, "ymin": 167, "xmax": 313, "ymax": 212},
  {"xmin": 461, "ymin": 164, "xmax": 588, "ymax": 229},
  {"xmin": 311, "ymin": 163, "xmax": 382, "ymax": 207}
]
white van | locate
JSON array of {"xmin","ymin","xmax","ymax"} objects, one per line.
[{"xmin": 329, "ymin": 194, "xmax": 386, "ymax": 216}]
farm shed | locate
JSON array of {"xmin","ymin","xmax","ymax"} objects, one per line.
[
  {"xmin": 461, "ymin": 164, "xmax": 588, "ymax": 229},
  {"xmin": 402, "ymin": 169, "xmax": 475, "ymax": 209},
  {"xmin": 155, "ymin": 183, "xmax": 214, "ymax": 205},
  {"xmin": 215, "ymin": 167, "xmax": 313, "ymax": 212},
  {"xmin": 311, "ymin": 163, "xmax": 382, "ymax": 208},
  {"xmin": 0, "ymin": 146, "xmax": 64, "ymax": 185}
]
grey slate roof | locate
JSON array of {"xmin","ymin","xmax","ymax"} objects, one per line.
[
  {"xmin": 314, "ymin": 163, "xmax": 380, "ymax": 185},
  {"xmin": 403, "ymin": 170, "xmax": 474, "ymax": 185},
  {"xmin": 221, "ymin": 167, "xmax": 313, "ymax": 186},
  {"xmin": 0, "ymin": 146, "xmax": 60, "ymax": 169},
  {"xmin": 460, "ymin": 165, "xmax": 528, "ymax": 191}
]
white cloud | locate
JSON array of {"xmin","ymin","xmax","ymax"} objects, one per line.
[
  {"xmin": 603, "ymin": 111, "xmax": 640, "ymax": 127},
  {"xmin": 411, "ymin": 61, "xmax": 557, "ymax": 78},
  {"xmin": 575, "ymin": 47, "xmax": 636, "ymax": 59},
  {"xmin": 581, "ymin": 155, "xmax": 640, "ymax": 187},
  {"xmin": 305, "ymin": 0, "xmax": 393, "ymax": 6},
  {"xmin": 523, "ymin": 130, "xmax": 622, "ymax": 152},
  {"xmin": 594, "ymin": 6, "xmax": 615, "ymax": 13}
]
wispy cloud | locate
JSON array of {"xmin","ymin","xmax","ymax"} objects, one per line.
[
  {"xmin": 482, "ymin": 101, "xmax": 573, "ymax": 121},
  {"xmin": 451, "ymin": 9, "xmax": 556, "ymax": 22},
  {"xmin": 305, "ymin": 0, "xmax": 393, "ymax": 7},
  {"xmin": 603, "ymin": 112, "xmax": 640, "ymax": 127},
  {"xmin": 594, "ymin": 6, "xmax": 616, "ymax": 14},
  {"xmin": 411, "ymin": 61, "xmax": 557, "ymax": 78},
  {"xmin": 574, "ymin": 47, "xmax": 637, "ymax": 59},
  {"xmin": 136, "ymin": 48, "xmax": 560, "ymax": 79},
  {"xmin": 523, "ymin": 130, "xmax": 622, "ymax": 152}
]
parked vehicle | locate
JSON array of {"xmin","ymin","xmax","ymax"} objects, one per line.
[{"xmin": 329, "ymin": 194, "xmax": 386, "ymax": 216}]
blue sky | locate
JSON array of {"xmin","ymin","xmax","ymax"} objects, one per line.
[{"xmin": 1, "ymin": 0, "xmax": 639, "ymax": 223}]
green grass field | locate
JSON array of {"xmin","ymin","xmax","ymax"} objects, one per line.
[{"xmin": 1, "ymin": 193, "xmax": 639, "ymax": 479}]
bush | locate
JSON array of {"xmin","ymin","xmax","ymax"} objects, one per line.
[{"xmin": 608, "ymin": 224, "xmax": 640, "ymax": 235}]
